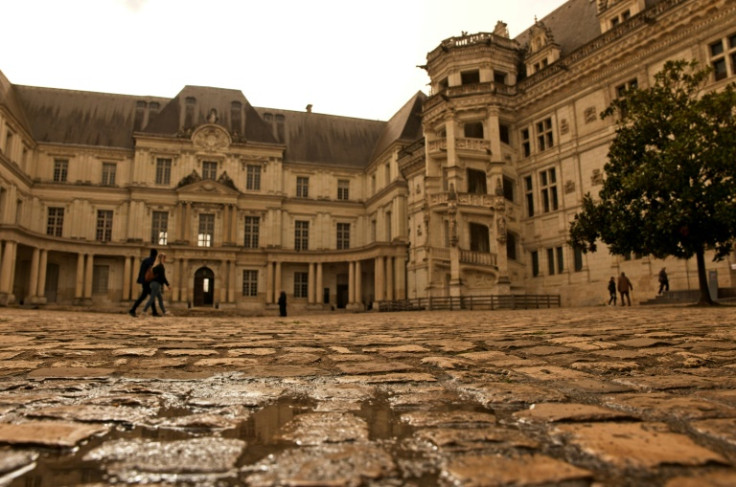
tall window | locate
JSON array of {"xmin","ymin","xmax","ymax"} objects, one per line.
[
  {"xmin": 385, "ymin": 211, "xmax": 392, "ymax": 241},
  {"xmin": 198, "ymin": 213, "xmax": 215, "ymax": 247},
  {"xmin": 337, "ymin": 179, "xmax": 350, "ymax": 200},
  {"xmin": 547, "ymin": 246, "xmax": 564, "ymax": 275},
  {"xmin": 469, "ymin": 223, "xmax": 490, "ymax": 252},
  {"xmin": 244, "ymin": 216, "xmax": 260, "ymax": 248},
  {"xmin": 536, "ymin": 117, "xmax": 554, "ymax": 151},
  {"xmin": 155, "ymin": 158, "xmax": 172, "ymax": 185},
  {"xmin": 531, "ymin": 251, "xmax": 539, "ymax": 277},
  {"xmin": 295, "ymin": 220, "xmax": 309, "ymax": 250},
  {"xmin": 506, "ymin": 232, "xmax": 517, "ymax": 261},
  {"xmin": 502, "ymin": 176, "xmax": 514, "ymax": 202},
  {"xmin": 524, "ymin": 176, "xmax": 534, "ymax": 217},
  {"xmin": 96, "ymin": 210, "xmax": 113, "ymax": 242},
  {"xmin": 461, "ymin": 70, "xmax": 480, "ymax": 85},
  {"xmin": 294, "ymin": 272, "xmax": 308, "ymax": 298},
  {"xmin": 296, "ymin": 176, "xmax": 309, "ymax": 198},
  {"xmin": 337, "ymin": 223, "xmax": 350, "ymax": 250},
  {"xmin": 202, "ymin": 161, "xmax": 217, "ymax": 180},
  {"xmin": 464, "ymin": 122, "xmax": 484, "ymax": 139},
  {"xmin": 467, "ymin": 169, "xmax": 487, "ymax": 194},
  {"xmin": 573, "ymin": 246, "xmax": 584, "ymax": 272},
  {"xmin": 151, "ymin": 211, "xmax": 168, "ymax": 245},
  {"xmin": 540, "ymin": 168, "xmax": 559, "ymax": 213},
  {"xmin": 521, "ymin": 129, "xmax": 531, "ymax": 157},
  {"xmin": 242, "ymin": 270, "xmax": 258, "ymax": 297},
  {"xmin": 101, "ymin": 162, "xmax": 116, "ymax": 186},
  {"xmin": 53, "ymin": 159, "xmax": 68, "ymax": 182},
  {"xmin": 710, "ymin": 33, "xmax": 736, "ymax": 81},
  {"xmin": 246, "ymin": 165, "xmax": 261, "ymax": 190},
  {"xmin": 47, "ymin": 207, "xmax": 64, "ymax": 237},
  {"xmin": 92, "ymin": 265, "xmax": 109, "ymax": 294}
]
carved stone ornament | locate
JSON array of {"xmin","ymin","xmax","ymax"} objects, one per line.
[
  {"xmin": 496, "ymin": 216, "xmax": 507, "ymax": 244},
  {"xmin": 560, "ymin": 119, "xmax": 570, "ymax": 135},
  {"xmin": 591, "ymin": 169, "xmax": 604, "ymax": 186},
  {"xmin": 584, "ymin": 107, "xmax": 597, "ymax": 124},
  {"xmin": 564, "ymin": 180, "xmax": 576, "ymax": 194},
  {"xmin": 192, "ymin": 125, "xmax": 231, "ymax": 152}
]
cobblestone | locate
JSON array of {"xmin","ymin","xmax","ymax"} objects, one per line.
[{"xmin": 0, "ymin": 306, "xmax": 735, "ymax": 486}]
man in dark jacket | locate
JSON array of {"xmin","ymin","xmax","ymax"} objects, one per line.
[{"xmin": 129, "ymin": 248, "xmax": 159, "ymax": 317}]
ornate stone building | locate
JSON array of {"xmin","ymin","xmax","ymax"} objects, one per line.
[{"xmin": 1, "ymin": 0, "xmax": 734, "ymax": 311}]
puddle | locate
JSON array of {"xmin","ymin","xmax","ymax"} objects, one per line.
[{"xmin": 7, "ymin": 396, "xmax": 443, "ymax": 486}]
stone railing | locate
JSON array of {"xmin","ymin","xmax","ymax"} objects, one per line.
[
  {"xmin": 460, "ymin": 250, "xmax": 497, "ymax": 267},
  {"xmin": 426, "ymin": 138, "xmax": 491, "ymax": 154},
  {"xmin": 429, "ymin": 192, "xmax": 501, "ymax": 209},
  {"xmin": 431, "ymin": 247, "xmax": 451, "ymax": 261}
]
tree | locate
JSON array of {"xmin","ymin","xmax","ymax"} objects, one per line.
[{"xmin": 569, "ymin": 60, "xmax": 736, "ymax": 305}]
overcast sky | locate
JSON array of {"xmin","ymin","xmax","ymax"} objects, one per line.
[{"xmin": 2, "ymin": 0, "xmax": 567, "ymax": 120}]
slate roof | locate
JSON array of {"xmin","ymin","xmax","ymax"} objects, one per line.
[{"xmin": 370, "ymin": 91, "xmax": 426, "ymax": 161}]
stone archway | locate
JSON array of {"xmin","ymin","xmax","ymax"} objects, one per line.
[{"xmin": 193, "ymin": 267, "xmax": 215, "ymax": 307}]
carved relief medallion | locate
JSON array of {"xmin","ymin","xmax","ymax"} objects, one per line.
[{"xmin": 192, "ymin": 125, "xmax": 231, "ymax": 152}]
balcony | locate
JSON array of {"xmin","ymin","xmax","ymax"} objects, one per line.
[
  {"xmin": 429, "ymin": 192, "xmax": 503, "ymax": 210},
  {"xmin": 427, "ymin": 137, "xmax": 491, "ymax": 156},
  {"xmin": 460, "ymin": 249, "xmax": 497, "ymax": 267}
]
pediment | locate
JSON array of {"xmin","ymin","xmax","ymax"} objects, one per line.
[{"xmin": 176, "ymin": 172, "xmax": 240, "ymax": 196}]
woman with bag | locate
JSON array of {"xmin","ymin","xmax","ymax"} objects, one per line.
[{"xmin": 143, "ymin": 253, "xmax": 171, "ymax": 316}]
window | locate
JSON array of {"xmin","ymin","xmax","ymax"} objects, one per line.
[
  {"xmin": 385, "ymin": 163, "xmax": 391, "ymax": 185},
  {"xmin": 574, "ymin": 246, "xmax": 584, "ymax": 272},
  {"xmin": 155, "ymin": 158, "xmax": 171, "ymax": 185},
  {"xmin": 3, "ymin": 129, "xmax": 13, "ymax": 157},
  {"xmin": 615, "ymin": 79, "xmax": 638, "ymax": 98},
  {"xmin": 244, "ymin": 216, "xmax": 260, "ymax": 248},
  {"xmin": 242, "ymin": 270, "xmax": 258, "ymax": 297},
  {"xmin": 385, "ymin": 211, "xmax": 392, "ymax": 241},
  {"xmin": 709, "ymin": 33, "xmax": 736, "ymax": 81},
  {"xmin": 506, "ymin": 232, "xmax": 517, "ymax": 261},
  {"xmin": 96, "ymin": 210, "xmax": 113, "ymax": 242},
  {"xmin": 101, "ymin": 162, "xmax": 116, "ymax": 186},
  {"xmin": 337, "ymin": 179, "xmax": 350, "ymax": 200},
  {"xmin": 493, "ymin": 70, "xmax": 507, "ymax": 85},
  {"xmin": 521, "ymin": 129, "xmax": 531, "ymax": 157},
  {"xmin": 296, "ymin": 176, "xmax": 309, "ymax": 198},
  {"xmin": 151, "ymin": 211, "xmax": 168, "ymax": 245},
  {"xmin": 461, "ymin": 70, "xmax": 480, "ymax": 85},
  {"xmin": 467, "ymin": 169, "xmax": 487, "ymax": 194},
  {"xmin": 371, "ymin": 219, "xmax": 377, "ymax": 242},
  {"xmin": 469, "ymin": 223, "xmax": 490, "ymax": 252},
  {"xmin": 294, "ymin": 272, "xmax": 308, "ymax": 298},
  {"xmin": 295, "ymin": 220, "xmax": 309, "ymax": 251},
  {"xmin": 540, "ymin": 168, "xmax": 559, "ymax": 213},
  {"xmin": 337, "ymin": 222, "xmax": 350, "ymax": 250},
  {"xmin": 246, "ymin": 165, "xmax": 261, "ymax": 190},
  {"xmin": 198, "ymin": 213, "xmax": 215, "ymax": 247},
  {"xmin": 531, "ymin": 251, "xmax": 539, "ymax": 277},
  {"xmin": 47, "ymin": 207, "xmax": 64, "ymax": 237},
  {"xmin": 202, "ymin": 161, "xmax": 217, "ymax": 180},
  {"xmin": 536, "ymin": 117, "xmax": 554, "ymax": 151},
  {"xmin": 524, "ymin": 176, "xmax": 534, "ymax": 217},
  {"xmin": 371, "ymin": 174, "xmax": 376, "ymax": 195},
  {"xmin": 464, "ymin": 122, "xmax": 484, "ymax": 139},
  {"xmin": 92, "ymin": 265, "xmax": 109, "ymax": 295},
  {"xmin": 502, "ymin": 176, "xmax": 514, "ymax": 202},
  {"xmin": 53, "ymin": 159, "xmax": 68, "ymax": 182},
  {"xmin": 547, "ymin": 246, "xmax": 564, "ymax": 275}
]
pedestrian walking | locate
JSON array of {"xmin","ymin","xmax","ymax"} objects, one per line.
[
  {"xmin": 607, "ymin": 276, "xmax": 617, "ymax": 306},
  {"xmin": 143, "ymin": 253, "xmax": 170, "ymax": 316},
  {"xmin": 618, "ymin": 272, "xmax": 633, "ymax": 306},
  {"xmin": 658, "ymin": 267, "xmax": 669, "ymax": 294},
  {"xmin": 278, "ymin": 291, "xmax": 287, "ymax": 317},
  {"xmin": 129, "ymin": 248, "xmax": 158, "ymax": 317}
]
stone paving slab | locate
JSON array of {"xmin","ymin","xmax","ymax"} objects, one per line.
[{"xmin": 0, "ymin": 306, "xmax": 735, "ymax": 485}]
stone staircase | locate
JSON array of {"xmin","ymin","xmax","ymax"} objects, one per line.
[{"xmin": 640, "ymin": 288, "xmax": 736, "ymax": 305}]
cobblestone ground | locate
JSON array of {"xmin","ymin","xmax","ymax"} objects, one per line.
[{"xmin": 0, "ymin": 306, "xmax": 735, "ymax": 486}]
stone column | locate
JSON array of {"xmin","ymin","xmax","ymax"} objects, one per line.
[
  {"xmin": 316, "ymin": 262, "xmax": 323, "ymax": 305},
  {"xmin": 183, "ymin": 202, "xmax": 191, "ymax": 243},
  {"xmin": 230, "ymin": 205, "xmax": 238, "ymax": 245},
  {"xmin": 348, "ymin": 261, "xmax": 355, "ymax": 304},
  {"xmin": 266, "ymin": 261, "xmax": 274, "ymax": 304},
  {"xmin": 308, "ymin": 262, "xmax": 315, "ymax": 304},
  {"xmin": 74, "ymin": 253, "xmax": 85, "ymax": 300},
  {"xmin": 394, "ymin": 256, "xmax": 406, "ymax": 300},
  {"xmin": 355, "ymin": 260, "xmax": 362, "ymax": 306},
  {"xmin": 219, "ymin": 260, "xmax": 228, "ymax": 305},
  {"xmin": 385, "ymin": 257, "xmax": 394, "ymax": 301},
  {"xmin": 229, "ymin": 259, "xmax": 236, "ymax": 303},
  {"xmin": 84, "ymin": 254, "xmax": 94, "ymax": 299},
  {"xmin": 130, "ymin": 258, "xmax": 139, "ymax": 300},
  {"xmin": 37, "ymin": 249, "xmax": 48, "ymax": 301},
  {"xmin": 0, "ymin": 241, "xmax": 16, "ymax": 296},
  {"xmin": 275, "ymin": 261, "xmax": 282, "ymax": 297},
  {"xmin": 28, "ymin": 248, "xmax": 39, "ymax": 300},
  {"xmin": 123, "ymin": 256, "xmax": 132, "ymax": 301},
  {"xmin": 176, "ymin": 202, "xmax": 185, "ymax": 241},
  {"xmin": 374, "ymin": 256, "xmax": 385, "ymax": 304}
]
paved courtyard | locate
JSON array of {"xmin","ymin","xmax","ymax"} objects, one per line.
[{"xmin": 0, "ymin": 306, "xmax": 735, "ymax": 486}]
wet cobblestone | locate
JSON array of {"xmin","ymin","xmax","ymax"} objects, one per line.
[{"xmin": 0, "ymin": 306, "xmax": 735, "ymax": 486}]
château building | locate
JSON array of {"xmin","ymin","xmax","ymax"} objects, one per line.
[{"xmin": 0, "ymin": 0, "xmax": 734, "ymax": 311}]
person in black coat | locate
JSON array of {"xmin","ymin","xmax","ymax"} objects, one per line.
[
  {"xmin": 129, "ymin": 248, "xmax": 158, "ymax": 317},
  {"xmin": 278, "ymin": 291, "xmax": 287, "ymax": 317},
  {"xmin": 143, "ymin": 253, "xmax": 170, "ymax": 316}
]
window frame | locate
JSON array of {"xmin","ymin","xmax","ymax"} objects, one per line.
[
  {"xmin": 294, "ymin": 272, "xmax": 308, "ymax": 298},
  {"xmin": 155, "ymin": 158, "xmax": 172, "ymax": 185},
  {"xmin": 101, "ymin": 162, "xmax": 116, "ymax": 186},
  {"xmin": 337, "ymin": 222, "xmax": 350, "ymax": 250},
  {"xmin": 536, "ymin": 117, "xmax": 554, "ymax": 152},
  {"xmin": 540, "ymin": 168, "xmax": 559, "ymax": 213},
  {"xmin": 242, "ymin": 269, "xmax": 258, "ymax": 297},
  {"xmin": 151, "ymin": 211, "xmax": 169, "ymax": 245},
  {"xmin": 244, "ymin": 216, "xmax": 260, "ymax": 249},
  {"xmin": 246, "ymin": 165, "xmax": 261, "ymax": 191},
  {"xmin": 296, "ymin": 176, "xmax": 309, "ymax": 198},
  {"xmin": 47, "ymin": 207, "xmax": 64, "ymax": 237},
  {"xmin": 294, "ymin": 220, "xmax": 309, "ymax": 251},
  {"xmin": 95, "ymin": 209, "xmax": 113, "ymax": 242},
  {"xmin": 202, "ymin": 161, "xmax": 218, "ymax": 180},
  {"xmin": 53, "ymin": 159, "xmax": 68, "ymax": 183},
  {"xmin": 337, "ymin": 179, "xmax": 350, "ymax": 200},
  {"xmin": 197, "ymin": 213, "xmax": 215, "ymax": 247}
]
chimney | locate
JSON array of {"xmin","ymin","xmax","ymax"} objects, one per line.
[{"xmin": 306, "ymin": 104, "xmax": 313, "ymax": 113}]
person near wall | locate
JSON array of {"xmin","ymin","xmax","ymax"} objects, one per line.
[
  {"xmin": 607, "ymin": 276, "xmax": 617, "ymax": 306},
  {"xmin": 143, "ymin": 253, "xmax": 170, "ymax": 316},
  {"xmin": 658, "ymin": 267, "xmax": 669, "ymax": 294},
  {"xmin": 129, "ymin": 248, "xmax": 158, "ymax": 317},
  {"xmin": 278, "ymin": 291, "xmax": 287, "ymax": 317},
  {"xmin": 618, "ymin": 272, "xmax": 633, "ymax": 306}
]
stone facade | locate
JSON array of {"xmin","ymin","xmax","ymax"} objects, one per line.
[{"xmin": 0, "ymin": 0, "xmax": 735, "ymax": 311}]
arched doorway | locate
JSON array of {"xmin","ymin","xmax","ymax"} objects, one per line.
[{"xmin": 193, "ymin": 267, "xmax": 215, "ymax": 307}]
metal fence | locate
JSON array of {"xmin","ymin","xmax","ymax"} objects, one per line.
[{"xmin": 377, "ymin": 294, "xmax": 561, "ymax": 312}]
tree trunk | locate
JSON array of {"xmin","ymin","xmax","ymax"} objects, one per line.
[{"xmin": 695, "ymin": 248, "xmax": 716, "ymax": 305}]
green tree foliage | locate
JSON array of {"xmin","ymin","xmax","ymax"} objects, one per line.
[{"xmin": 569, "ymin": 60, "xmax": 736, "ymax": 305}]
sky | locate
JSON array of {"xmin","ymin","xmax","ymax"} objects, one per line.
[{"xmin": 2, "ymin": 0, "xmax": 567, "ymax": 121}]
